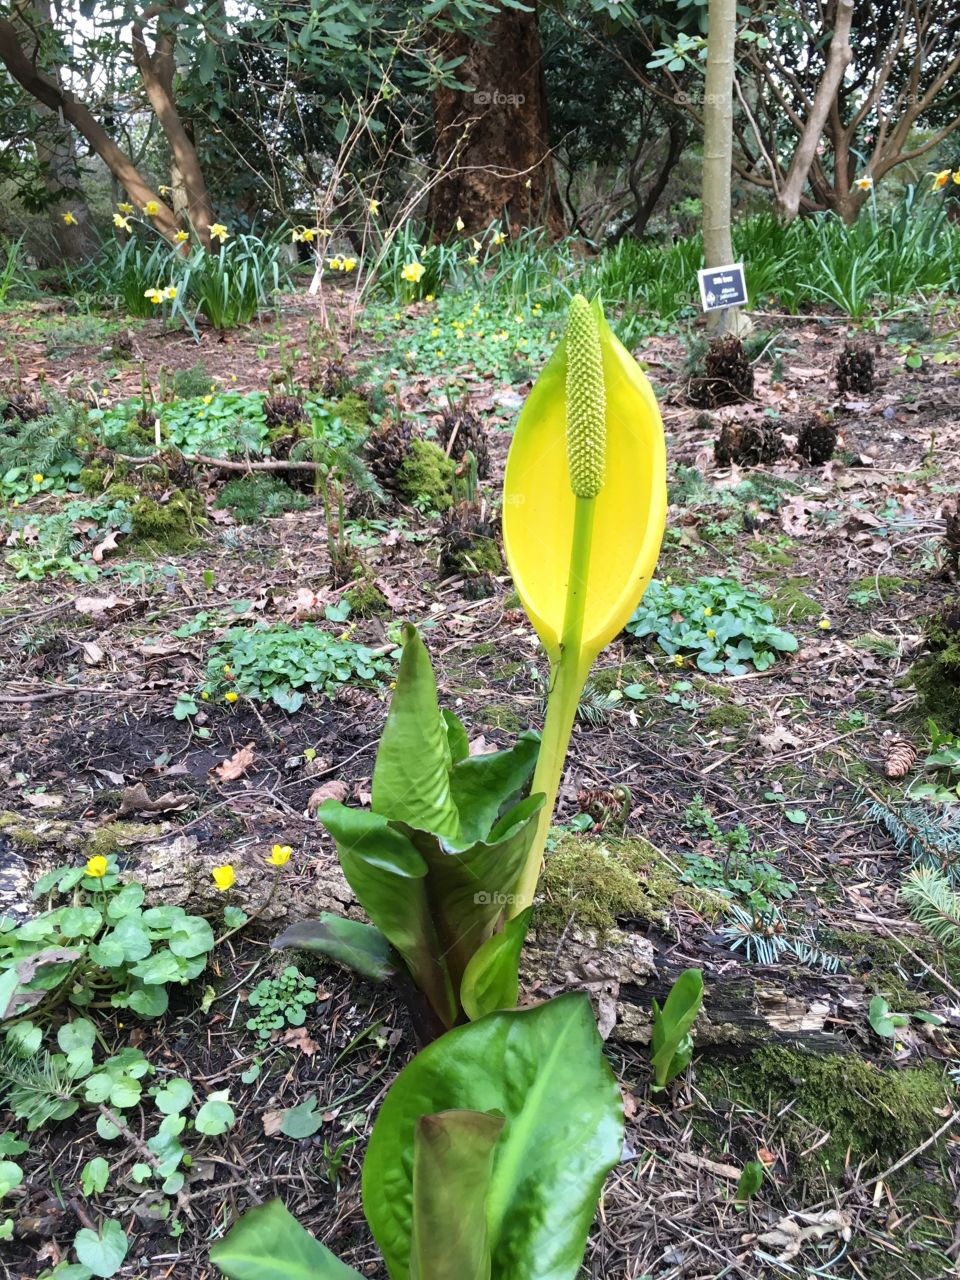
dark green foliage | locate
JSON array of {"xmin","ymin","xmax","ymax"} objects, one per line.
[
  {"xmin": 215, "ymin": 474, "xmax": 307, "ymax": 523},
  {"xmin": 396, "ymin": 438, "xmax": 456, "ymax": 511},
  {"xmin": 912, "ymin": 608, "xmax": 960, "ymax": 733}
]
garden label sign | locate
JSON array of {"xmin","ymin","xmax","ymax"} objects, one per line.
[{"xmin": 697, "ymin": 263, "xmax": 747, "ymax": 312}]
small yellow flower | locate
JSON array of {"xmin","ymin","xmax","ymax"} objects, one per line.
[
  {"xmin": 425, "ymin": 293, "xmax": 435, "ymax": 302},
  {"xmin": 62, "ymin": 211, "xmax": 77, "ymax": 226},
  {"xmin": 144, "ymin": 287, "xmax": 163, "ymax": 305},
  {"xmin": 85, "ymin": 855, "xmax": 108, "ymax": 878},
  {"xmin": 954, "ymin": 171, "xmax": 960, "ymax": 185},
  {"xmin": 212, "ymin": 864, "xmax": 235, "ymax": 891},
  {"xmin": 401, "ymin": 262, "xmax": 425, "ymax": 284},
  {"xmin": 159, "ymin": 184, "xmax": 171, "ymax": 196},
  {"xmin": 267, "ymin": 844, "xmax": 292, "ymax": 867},
  {"xmin": 818, "ymin": 618, "xmax": 832, "ymax": 630},
  {"xmin": 932, "ymin": 169, "xmax": 951, "ymax": 190},
  {"xmin": 854, "ymin": 176, "xmax": 873, "ymax": 191},
  {"xmin": 327, "ymin": 257, "xmax": 343, "ymax": 270},
  {"xmin": 368, "ymin": 199, "xmax": 380, "ymax": 215},
  {"xmin": 514, "ymin": 312, "xmax": 524, "ymax": 324},
  {"xmin": 208, "ymin": 223, "xmax": 229, "ymax": 243},
  {"xmin": 467, "ymin": 255, "xmax": 478, "ymax": 266},
  {"xmin": 672, "ymin": 655, "xmax": 685, "ymax": 667},
  {"xmin": 32, "ymin": 473, "xmax": 44, "ymax": 484},
  {"xmin": 431, "ymin": 327, "xmax": 440, "ymax": 337},
  {"xmin": 405, "ymin": 349, "xmax": 416, "ymax": 362},
  {"xmin": 174, "ymin": 229, "xmax": 189, "ymax": 243},
  {"xmin": 117, "ymin": 202, "xmax": 134, "ymax": 214},
  {"xmin": 342, "ymin": 257, "xmax": 357, "ymax": 272},
  {"xmin": 113, "ymin": 214, "xmax": 132, "ymax": 231},
  {"xmin": 703, "ymin": 606, "xmax": 713, "ymax": 617},
  {"xmin": 455, "ymin": 216, "xmax": 465, "ymax": 231},
  {"xmin": 203, "ymin": 395, "xmax": 213, "ymax": 405},
  {"xmin": 202, "ymin": 691, "xmax": 210, "ymax": 700},
  {"xmin": 492, "ymin": 231, "xmax": 506, "ymax": 245},
  {"xmin": 225, "ymin": 690, "xmax": 239, "ymax": 703},
  {"xmin": 143, "ymin": 200, "xmax": 160, "ymax": 217},
  {"xmin": 163, "ymin": 285, "xmax": 177, "ymax": 300},
  {"xmin": 706, "ymin": 628, "xmax": 716, "ymax": 640}
]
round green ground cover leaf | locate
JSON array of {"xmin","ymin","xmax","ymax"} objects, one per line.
[
  {"xmin": 363, "ymin": 992, "xmax": 623, "ymax": 1280},
  {"xmin": 74, "ymin": 1219, "xmax": 128, "ymax": 1277}
]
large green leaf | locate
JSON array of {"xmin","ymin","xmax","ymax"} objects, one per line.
[
  {"xmin": 460, "ymin": 909, "xmax": 531, "ymax": 1022},
  {"xmin": 319, "ymin": 800, "xmax": 457, "ymax": 1028},
  {"xmin": 410, "ymin": 1111, "xmax": 503, "ymax": 1280},
  {"xmin": 448, "ymin": 731, "xmax": 540, "ymax": 847},
  {"xmin": 273, "ymin": 915, "xmax": 397, "ymax": 982},
  {"xmin": 406, "ymin": 794, "xmax": 543, "ymax": 990},
  {"xmin": 363, "ymin": 993, "xmax": 623, "ymax": 1280},
  {"xmin": 210, "ymin": 1199, "xmax": 361, "ymax": 1279},
  {"xmin": 650, "ymin": 968, "xmax": 703, "ymax": 1089},
  {"xmin": 372, "ymin": 625, "xmax": 460, "ymax": 840}
]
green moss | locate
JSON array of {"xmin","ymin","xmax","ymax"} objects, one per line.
[
  {"xmin": 450, "ymin": 536, "xmax": 501, "ymax": 576},
  {"xmin": 79, "ymin": 465, "xmax": 107, "ymax": 494},
  {"xmin": 912, "ymin": 612, "xmax": 960, "ymax": 732},
  {"xmin": 470, "ymin": 642, "xmax": 497, "ymax": 659},
  {"xmin": 703, "ymin": 703, "xmax": 751, "ymax": 732},
  {"xmin": 215, "ymin": 474, "xmax": 307, "ymax": 524},
  {"xmin": 105, "ymin": 482, "xmax": 140, "ymax": 504},
  {"xmin": 331, "ymin": 392, "xmax": 370, "ymax": 433},
  {"xmin": 396, "ymin": 439, "xmax": 456, "ymax": 512},
  {"xmin": 590, "ymin": 663, "xmax": 651, "ymax": 695},
  {"xmin": 130, "ymin": 492, "xmax": 204, "ymax": 552},
  {"xmin": 503, "ymin": 589, "xmax": 521, "ymax": 609},
  {"xmin": 478, "ymin": 703, "xmax": 523, "ymax": 732},
  {"xmin": 698, "ymin": 1046, "xmax": 950, "ymax": 1181},
  {"xmin": 83, "ymin": 822, "xmax": 156, "ymax": 859},
  {"xmin": 822, "ymin": 928, "xmax": 946, "ymax": 1009},
  {"xmin": 344, "ymin": 580, "xmax": 391, "ymax": 618},
  {"xmin": 538, "ymin": 834, "xmax": 680, "ymax": 938},
  {"xmin": 848, "ymin": 574, "xmax": 917, "ymax": 604},
  {"xmin": 0, "ymin": 812, "xmax": 41, "ymax": 851},
  {"xmin": 747, "ymin": 542, "xmax": 794, "ymax": 567},
  {"xmin": 770, "ymin": 577, "xmax": 822, "ymax": 623}
]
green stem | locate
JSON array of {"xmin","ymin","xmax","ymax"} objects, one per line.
[{"xmin": 510, "ymin": 496, "xmax": 596, "ymax": 915}]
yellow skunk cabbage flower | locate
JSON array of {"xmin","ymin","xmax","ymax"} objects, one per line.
[{"xmin": 502, "ymin": 293, "xmax": 666, "ymax": 912}]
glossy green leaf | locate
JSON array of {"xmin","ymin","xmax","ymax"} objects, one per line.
[
  {"xmin": 273, "ymin": 914, "xmax": 397, "ymax": 982},
  {"xmin": 441, "ymin": 708, "xmax": 470, "ymax": 764},
  {"xmin": 735, "ymin": 1160, "xmax": 765, "ymax": 1203},
  {"xmin": 448, "ymin": 731, "xmax": 540, "ymax": 847},
  {"xmin": 364, "ymin": 993, "xmax": 623, "ymax": 1280},
  {"xmin": 411, "ymin": 1111, "xmax": 503, "ymax": 1280},
  {"xmin": 211, "ymin": 1198, "xmax": 362, "ymax": 1279},
  {"xmin": 372, "ymin": 624, "xmax": 460, "ymax": 840},
  {"xmin": 460, "ymin": 909, "xmax": 532, "ymax": 1022},
  {"xmin": 650, "ymin": 968, "xmax": 703, "ymax": 1089}
]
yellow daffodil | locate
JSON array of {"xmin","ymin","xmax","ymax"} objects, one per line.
[
  {"xmin": 524, "ymin": 178, "xmax": 532, "ymax": 189},
  {"xmin": 32, "ymin": 473, "xmax": 44, "ymax": 484},
  {"xmin": 818, "ymin": 618, "xmax": 832, "ymax": 630},
  {"xmin": 159, "ymin": 184, "xmax": 171, "ymax": 195},
  {"xmin": 318, "ymin": 228, "xmax": 332, "ymax": 237},
  {"xmin": 212, "ymin": 864, "xmax": 235, "ymax": 891},
  {"xmin": 342, "ymin": 257, "xmax": 357, "ymax": 272},
  {"xmin": 144, "ymin": 287, "xmax": 164, "ymax": 305},
  {"xmin": 225, "ymin": 690, "xmax": 239, "ymax": 703},
  {"xmin": 455, "ymin": 215, "xmax": 465, "ymax": 231},
  {"xmin": 954, "ymin": 171, "xmax": 960, "ymax": 184},
  {"xmin": 932, "ymin": 169, "xmax": 951, "ymax": 190},
  {"xmin": 503, "ymin": 294, "xmax": 666, "ymax": 913},
  {"xmin": 267, "ymin": 844, "xmax": 292, "ymax": 867},
  {"xmin": 492, "ymin": 231, "xmax": 506, "ymax": 245},
  {"xmin": 401, "ymin": 261, "xmax": 426, "ymax": 284},
  {"xmin": 117, "ymin": 202, "xmax": 134, "ymax": 214},
  {"xmin": 85, "ymin": 855, "xmax": 108, "ymax": 878},
  {"xmin": 369, "ymin": 199, "xmax": 380, "ymax": 215},
  {"xmin": 163, "ymin": 286, "xmax": 177, "ymax": 300},
  {"xmin": 113, "ymin": 214, "xmax": 132, "ymax": 231},
  {"xmin": 468, "ymin": 255, "xmax": 478, "ymax": 266},
  {"xmin": 854, "ymin": 176, "xmax": 873, "ymax": 191},
  {"xmin": 62, "ymin": 211, "xmax": 77, "ymax": 226},
  {"xmin": 326, "ymin": 257, "xmax": 343, "ymax": 270},
  {"xmin": 143, "ymin": 200, "xmax": 160, "ymax": 217},
  {"xmin": 174, "ymin": 229, "xmax": 189, "ymax": 243},
  {"xmin": 209, "ymin": 223, "xmax": 229, "ymax": 243}
]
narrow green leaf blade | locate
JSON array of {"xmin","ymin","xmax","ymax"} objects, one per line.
[
  {"xmin": 651, "ymin": 968, "xmax": 703, "ymax": 1086},
  {"xmin": 460, "ymin": 909, "xmax": 531, "ymax": 1021},
  {"xmin": 211, "ymin": 1199, "xmax": 362, "ymax": 1279},
  {"xmin": 411, "ymin": 1110, "xmax": 503, "ymax": 1280}
]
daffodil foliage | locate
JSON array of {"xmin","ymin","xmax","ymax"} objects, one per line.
[
  {"xmin": 275, "ymin": 624, "xmax": 542, "ymax": 1035},
  {"xmin": 503, "ymin": 294, "xmax": 667, "ymax": 911}
]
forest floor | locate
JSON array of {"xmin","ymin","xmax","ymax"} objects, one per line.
[{"xmin": 1, "ymin": 289, "xmax": 960, "ymax": 1279}]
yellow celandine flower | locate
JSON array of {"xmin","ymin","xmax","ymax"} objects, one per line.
[
  {"xmin": 225, "ymin": 690, "xmax": 239, "ymax": 703},
  {"xmin": 212, "ymin": 864, "xmax": 235, "ymax": 891},
  {"xmin": 143, "ymin": 200, "xmax": 160, "ymax": 216},
  {"xmin": 113, "ymin": 214, "xmax": 132, "ymax": 231},
  {"xmin": 401, "ymin": 262, "xmax": 426, "ymax": 283},
  {"xmin": 267, "ymin": 844, "xmax": 292, "ymax": 867},
  {"xmin": 932, "ymin": 169, "xmax": 951, "ymax": 190},
  {"xmin": 32, "ymin": 473, "xmax": 44, "ymax": 484},
  {"xmin": 854, "ymin": 176, "xmax": 873, "ymax": 191},
  {"xmin": 174, "ymin": 229, "xmax": 189, "ymax": 243},
  {"xmin": 703, "ymin": 606, "xmax": 713, "ymax": 616},
  {"xmin": 672, "ymin": 655, "xmax": 685, "ymax": 667},
  {"xmin": 85, "ymin": 855, "xmax": 108, "ymax": 878},
  {"xmin": 62, "ymin": 211, "xmax": 77, "ymax": 226},
  {"xmin": 707, "ymin": 628, "xmax": 717, "ymax": 640},
  {"xmin": 455, "ymin": 216, "xmax": 465, "ymax": 231},
  {"xmin": 203, "ymin": 395, "xmax": 213, "ymax": 405},
  {"xmin": 426, "ymin": 294, "xmax": 435, "ymax": 303},
  {"xmin": 818, "ymin": 618, "xmax": 831, "ymax": 630},
  {"xmin": 144, "ymin": 287, "xmax": 164, "ymax": 305},
  {"xmin": 431, "ymin": 327, "xmax": 440, "ymax": 337},
  {"xmin": 117, "ymin": 202, "xmax": 134, "ymax": 214},
  {"xmin": 209, "ymin": 223, "xmax": 229, "ymax": 243},
  {"xmin": 342, "ymin": 257, "xmax": 357, "ymax": 272},
  {"xmin": 369, "ymin": 199, "xmax": 380, "ymax": 215}
]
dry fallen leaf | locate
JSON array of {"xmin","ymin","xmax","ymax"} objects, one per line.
[
  {"xmin": 118, "ymin": 783, "xmax": 191, "ymax": 816},
  {"xmin": 307, "ymin": 779, "xmax": 349, "ymax": 814},
  {"xmin": 758, "ymin": 723, "xmax": 802, "ymax": 751},
  {"xmin": 757, "ymin": 1210, "xmax": 851, "ymax": 1263},
  {"xmin": 261, "ymin": 1109, "xmax": 286, "ymax": 1137},
  {"xmin": 81, "ymin": 640, "xmax": 104, "ymax": 666},
  {"xmin": 23, "ymin": 792, "xmax": 63, "ymax": 808},
  {"xmin": 213, "ymin": 742, "xmax": 256, "ymax": 782},
  {"xmin": 281, "ymin": 1026, "xmax": 320, "ymax": 1056},
  {"xmin": 74, "ymin": 593, "xmax": 124, "ymax": 617},
  {"xmin": 92, "ymin": 529, "xmax": 122, "ymax": 563}
]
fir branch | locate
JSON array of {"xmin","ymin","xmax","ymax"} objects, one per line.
[{"xmin": 901, "ymin": 868, "xmax": 960, "ymax": 951}]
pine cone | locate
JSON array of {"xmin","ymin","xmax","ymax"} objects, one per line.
[
  {"xmin": 836, "ymin": 341, "xmax": 875, "ymax": 395},
  {"xmin": 438, "ymin": 402, "xmax": 491, "ymax": 479},
  {"xmin": 796, "ymin": 413, "xmax": 838, "ymax": 465},
  {"xmin": 715, "ymin": 420, "xmax": 782, "ymax": 466},
  {"xmin": 690, "ymin": 336, "xmax": 755, "ymax": 407},
  {"xmin": 884, "ymin": 739, "xmax": 917, "ymax": 779},
  {"xmin": 3, "ymin": 388, "xmax": 50, "ymax": 422},
  {"xmin": 365, "ymin": 419, "xmax": 412, "ymax": 493},
  {"xmin": 264, "ymin": 394, "xmax": 307, "ymax": 431}
]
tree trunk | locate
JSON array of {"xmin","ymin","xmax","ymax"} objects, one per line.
[
  {"xmin": 701, "ymin": 0, "xmax": 749, "ymax": 334},
  {"xmin": 776, "ymin": 0, "xmax": 854, "ymax": 223},
  {"xmin": 429, "ymin": 3, "xmax": 565, "ymax": 240}
]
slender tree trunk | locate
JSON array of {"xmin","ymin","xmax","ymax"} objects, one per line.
[
  {"xmin": 429, "ymin": 3, "xmax": 565, "ymax": 240},
  {"xmin": 701, "ymin": 0, "xmax": 749, "ymax": 334},
  {"xmin": 776, "ymin": 0, "xmax": 854, "ymax": 222}
]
